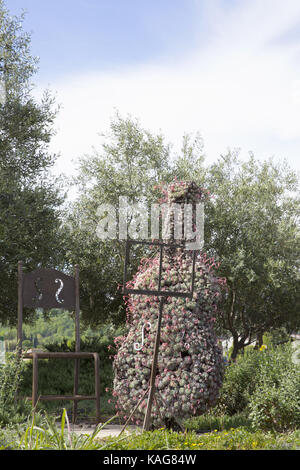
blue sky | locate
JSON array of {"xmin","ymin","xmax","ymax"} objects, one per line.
[
  {"xmin": 9, "ymin": 0, "xmax": 205, "ymax": 79},
  {"xmin": 7, "ymin": 0, "xmax": 300, "ymax": 182}
]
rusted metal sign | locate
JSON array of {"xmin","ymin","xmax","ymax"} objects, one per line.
[
  {"xmin": 22, "ymin": 268, "xmax": 76, "ymax": 310},
  {"xmin": 18, "ymin": 263, "xmax": 80, "ymax": 354}
]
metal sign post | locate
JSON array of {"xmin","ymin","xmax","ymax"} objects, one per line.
[
  {"xmin": 122, "ymin": 240, "xmax": 197, "ymax": 432},
  {"xmin": 17, "ymin": 262, "xmax": 100, "ymax": 424}
]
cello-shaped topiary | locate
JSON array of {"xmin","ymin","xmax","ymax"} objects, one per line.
[{"xmin": 112, "ymin": 181, "xmax": 225, "ymax": 428}]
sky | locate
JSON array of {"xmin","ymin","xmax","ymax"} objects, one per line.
[{"xmin": 7, "ymin": 0, "xmax": 300, "ymax": 185}]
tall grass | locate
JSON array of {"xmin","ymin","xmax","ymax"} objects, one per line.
[{"xmin": 17, "ymin": 410, "xmax": 130, "ymax": 450}]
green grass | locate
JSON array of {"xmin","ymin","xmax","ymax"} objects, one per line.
[
  {"xmin": 0, "ymin": 411, "xmax": 126, "ymax": 450},
  {"xmin": 101, "ymin": 427, "xmax": 300, "ymax": 451},
  {"xmin": 1, "ymin": 409, "xmax": 299, "ymax": 450}
]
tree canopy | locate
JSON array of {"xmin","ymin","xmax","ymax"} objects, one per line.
[
  {"xmin": 204, "ymin": 151, "xmax": 300, "ymax": 358},
  {"xmin": 65, "ymin": 113, "xmax": 207, "ymax": 327},
  {"xmin": 0, "ymin": 1, "xmax": 65, "ymax": 326}
]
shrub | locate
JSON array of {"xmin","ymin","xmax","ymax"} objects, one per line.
[
  {"xmin": 248, "ymin": 344, "xmax": 300, "ymax": 431},
  {"xmin": 216, "ymin": 342, "xmax": 300, "ymax": 431},
  {"xmin": 184, "ymin": 411, "xmax": 251, "ymax": 433},
  {"xmin": 216, "ymin": 347, "xmax": 262, "ymax": 415},
  {"xmin": 0, "ymin": 352, "xmax": 31, "ymax": 426},
  {"xmin": 263, "ymin": 327, "xmax": 290, "ymax": 347},
  {"xmin": 248, "ymin": 383, "xmax": 300, "ymax": 432}
]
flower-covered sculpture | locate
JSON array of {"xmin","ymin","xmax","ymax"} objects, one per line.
[{"xmin": 112, "ymin": 181, "xmax": 225, "ymax": 428}]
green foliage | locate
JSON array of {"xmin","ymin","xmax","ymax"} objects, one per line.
[
  {"xmin": 216, "ymin": 348, "xmax": 262, "ymax": 415},
  {"xmin": 248, "ymin": 345, "xmax": 300, "ymax": 431},
  {"xmin": 216, "ymin": 343, "xmax": 300, "ymax": 431},
  {"xmin": 2, "ymin": 410, "xmax": 121, "ymax": 450},
  {"xmin": 102, "ymin": 427, "xmax": 300, "ymax": 450},
  {"xmin": 65, "ymin": 113, "xmax": 171, "ymax": 327},
  {"xmin": 205, "ymin": 151, "xmax": 300, "ymax": 356},
  {"xmin": 263, "ymin": 327, "xmax": 291, "ymax": 347},
  {"xmin": 0, "ymin": 310, "xmax": 77, "ymax": 351},
  {"xmin": 184, "ymin": 412, "xmax": 251, "ymax": 433},
  {"xmin": 65, "ymin": 113, "xmax": 206, "ymax": 327},
  {"xmin": 0, "ymin": 352, "xmax": 31, "ymax": 426},
  {"xmin": 172, "ymin": 132, "xmax": 206, "ymax": 185},
  {"xmin": 248, "ymin": 382, "xmax": 300, "ymax": 433}
]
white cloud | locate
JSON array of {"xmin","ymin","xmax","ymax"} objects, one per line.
[{"xmin": 36, "ymin": 0, "xmax": 300, "ymax": 189}]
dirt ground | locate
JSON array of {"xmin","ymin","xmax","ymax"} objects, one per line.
[{"xmin": 65, "ymin": 422, "xmax": 139, "ymax": 439}]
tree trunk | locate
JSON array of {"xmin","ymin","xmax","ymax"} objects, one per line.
[
  {"xmin": 230, "ymin": 333, "xmax": 249, "ymax": 361},
  {"xmin": 230, "ymin": 344, "xmax": 239, "ymax": 361},
  {"xmin": 254, "ymin": 331, "xmax": 264, "ymax": 349},
  {"xmin": 230, "ymin": 334, "xmax": 240, "ymax": 361}
]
